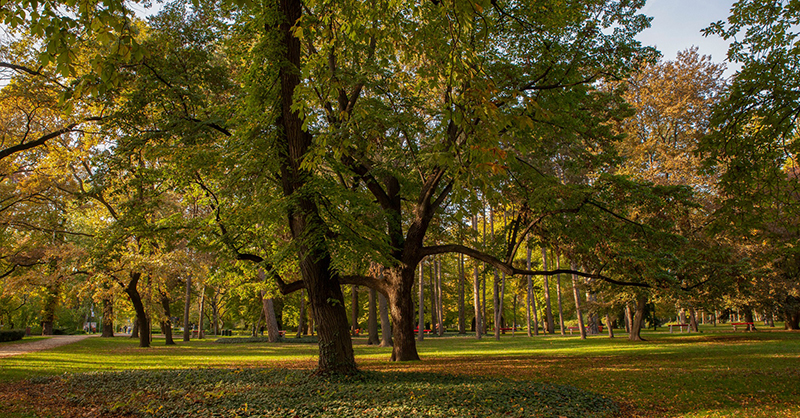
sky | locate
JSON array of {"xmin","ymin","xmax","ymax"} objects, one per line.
[{"xmin": 636, "ymin": 0, "xmax": 738, "ymax": 73}]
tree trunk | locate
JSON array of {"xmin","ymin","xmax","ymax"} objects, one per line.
[
  {"xmin": 527, "ymin": 247, "xmax": 539, "ymax": 336},
  {"xmin": 473, "ymin": 245, "xmax": 482, "ymax": 339},
  {"xmin": 388, "ymin": 265, "xmax": 421, "ymax": 361},
  {"xmin": 197, "ymin": 286, "xmax": 205, "ymax": 339},
  {"xmin": 379, "ymin": 292, "xmax": 393, "ymax": 347},
  {"xmin": 570, "ymin": 262, "xmax": 586, "ymax": 339},
  {"xmin": 124, "ymin": 272, "xmax": 150, "ymax": 348},
  {"xmin": 160, "ymin": 290, "xmax": 175, "ymax": 345},
  {"xmin": 296, "ymin": 289, "xmax": 306, "ymax": 338},
  {"xmin": 554, "ymin": 252, "xmax": 565, "ymax": 336},
  {"xmin": 689, "ymin": 306, "xmax": 699, "ymax": 332},
  {"xmin": 262, "ymin": 295, "xmax": 281, "ymax": 342},
  {"xmin": 41, "ymin": 282, "xmax": 58, "ymax": 336},
  {"xmin": 417, "ymin": 261, "xmax": 424, "ymax": 342},
  {"xmin": 541, "ymin": 247, "xmax": 555, "ymax": 334},
  {"xmin": 458, "ymin": 253, "xmax": 466, "ymax": 334},
  {"xmin": 367, "ymin": 287, "xmax": 379, "ymax": 345},
  {"xmin": 436, "ymin": 257, "xmax": 444, "ymax": 336},
  {"xmin": 275, "ymin": 0, "xmax": 356, "ymax": 375},
  {"xmin": 183, "ymin": 276, "xmax": 191, "ymax": 342},
  {"xmin": 430, "ymin": 258, "xmax": 436, "ymax": 335},
  {"xmin": 131, "ymin": 319, "xmax": 139, "ymax": 338},
  {"xmin": 629, "ymin": 295, "xmax": 648, "ymax": 341},
  {"xmin": 351, "ymin": 285, "xmax": 359, "ymax": 336},
  {"xmin": 101, "ymin": 294, "xmax": 114, "ymax": 338},
  {"xmin": 605, "ymin": 312, "xmax": 614, "ymax": 338}
]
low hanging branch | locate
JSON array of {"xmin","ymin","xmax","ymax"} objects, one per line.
[{"xmin": 0, "ymin": 116, "xmax": 102, "ymax": 161}]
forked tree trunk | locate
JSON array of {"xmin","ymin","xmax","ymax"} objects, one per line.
[
  {"xmin": 183, "ymin": 276, "xmax": 191, "ymax": 342},
  {"xmin": 124, "ymin": 272, "xmax": 150, "ymax": 348},
  {"xmin": 629, "ymin": 296, "xmax": 648, "ymax": 341},
  {"xmin": 367, "ymin": 287, "xmax": 379, "ymax": 345},
  {"xmin": 160, "ymin": 290, "xmax": 175, "ymax": 345},
  {"xmin": 101, "ymin": 295, "xmax": 114, "ymax": 338}
]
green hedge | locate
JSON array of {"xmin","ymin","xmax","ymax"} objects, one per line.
[{"xmin": 0, "ymin": 329, "xmax": 25, "ymax": 343}]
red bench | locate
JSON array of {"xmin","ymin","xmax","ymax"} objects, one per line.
[
  {"xmin": 731, "ymin": 322, "xmax": 755, "ymax": 331},
  {"xmin": 667, "ymin": 323, "xmax": 689, "ymax": 333}
]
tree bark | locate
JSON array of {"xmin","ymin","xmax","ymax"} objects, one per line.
[
  {"xmin": 629, "ymin": 295, "xmax": 648, "ymax": 341},
  {"xmin": 379, "ymin": 292, "xmax": 393, "ymax": 347},
  {"xmin": 367, "ymin": 287, "xmax": 379, "ymax": 345},
  {"xmin": 689, "ymin": 306, "xmax": 699, "ymax": 332},
  {"xmin": 351, "ymin": 285, "xmax": 359, "ymax": 336},
  {"xmin": 197, "ymin": 286, "xmax": 205, "ymax": 339},
  {"xmin": 417, "ymin": 261, "xmax": 424, "ymax": 341},
  {"xmin": 387, "ymin": 265, "xmax": 421, "ymax": 361},
  {"xmin": 296, "ymin": 289, "xmax": 306, "ymax": 338},
  {"xmin": 554, "ymin": 252, "xmax": 565, "ymax": 336},
  {"xmin": 605, "ymin": 312, "xmax": 615, "ymax": 338},
  {"xmin": 570, "ymin": 262, "xmax": 586, "ymax": 339},
  {"xmin": 101, "ymin": 294, "xmax": 114, "ymax": 338},
  {"xmin": 41, "ymin": 282, "xmax": 58, "ymax": 336},
  {"xmin": 473, "ymin": 215, "xmax": 482, "ymax": 339},
  {"xmin": 436, "ymin": 257, "xmax": 444, "ymax": 336},
  {"xmin": 275, "ymin": 0, "xmax": 356, "ymax": 375},
  {"xmin": 527, "ymin": 246, "xmax": 539, "ymax": 336},
  {"xmin": 124, "ymin": 272, "xmax": 150, "ymax": 348},
  {"xmin": 160, "ymin": 290, "xmax": 175, "ymax": 345},
  {"xmin": 541, "ymin": 247, "xmax": 555, "ymax": 334},
  {"xmin": 183, "ymin": 276, "xmax": 191, "ymax": 342},
  {"xmin": 262, "ymin": 295, "xmax": 281, "ymax": 342},
  {"xmin": 458, "ymin": 253, "xmax": 466, "ymax": 334},
  {"xmin": 131, "ymin": 319, "xmax": 139, "ymax": 338}
]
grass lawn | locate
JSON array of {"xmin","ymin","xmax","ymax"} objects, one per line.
[{"xmin": 0, "ymin": 326, "xmax": 798, "ymax": 417}]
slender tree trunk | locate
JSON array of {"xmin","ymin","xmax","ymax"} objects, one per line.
[
  {"xmin": 570, "ymin": 262, "xmax": 586, "ymax": 339},
  {"xmin": 379, "ymin": 292, "xmax": 393, "ymax": 347},
  {"xmin": 124, "ymin": 272, "xmax": 150, "ymax": 348},
  {"xmin": 262, "ymin": 296, "xmax": 281, "ymax": 342},
  {"xmin": 41, "ymin": 282, "xmax": 58, "ymax": 336},
  {"xmin": 541, "ymin": 247, "xmax": 554, "ymax": 333},
  {"xmin": 605, "ymin": 312, "xmax": 615, "ymax": 338},
  {"xmin": 418, "ymin": 261, "xmax": 425, "ymax": 341},
  {"xmin": 473, "ymin": 246, "xmax": 482, "ymax": 339},
  {"xmin": 527, "ymin": 246, "xmax": 539, "ymax": 336},
  {"xmin": 554, "ymin": 252, "xmax": 565, "ymax": 336},
  {"xmin": 101, "ymin": 294, "xmax": 114, "ymax": 338},
  {"xmin": 436, "ymin": 257, "xmax": 444, "ymax": 336},
  {"xmin": 183, "ymin": 276, "xmax": 191, "ymax": 342},
  {"xmin": 689, "ymin": 306, "xmax": 699, "ymax": 332},
  {"xmin": 160, "ymin": 290, "xmax": 175, "ymax": 345},
  {"xmin": 351, "ymin": 285, "xmax": 359, "ymax": 336},
  {"xmin": 367, "ymin": 287, "xmax": 379, "ymax": 345},
  {"xmin": 629, "ymin": 295, "xmax": 648, "ymax": 341},
  {"xmin": 212, "ymin": 292, "xmax": 220, "ymax": 337},
  {"xmin": 458, "ymin": 253, "xmax": 466, "ymax": 334},
  {"xmin": 430, "ymin": 258, "xmax": 436, "ymax": 335},
  {"xmin": 197, "ymin": 286, "xmax": 205, "ymax": 339},
  {"xmin": 296, "ymin": 289, "xmax": 306, "ymax": 338}
]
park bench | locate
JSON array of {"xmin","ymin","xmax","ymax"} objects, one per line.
[
  {"xmin": 413, "ymin": 328, "xmax": 433, "ymax": 334},
  {"xmin": 731, "ymin": 322, "xmax": 755, "ymax": 331},
  {"xmin": 566, "ymin": 325, "xmax": 603, "ymax": 335},
  {"xmin": 667, "ymin": 323, "xmax": 690, "ymax": 333}
]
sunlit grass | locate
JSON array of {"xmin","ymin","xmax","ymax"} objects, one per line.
[
  {"xmin": 0, "ymin": 336, "xmax": 49, "ymax": 346},
  {"xmin": 1, "ymin": 328, "xmax": 799, "ymax": 417}
]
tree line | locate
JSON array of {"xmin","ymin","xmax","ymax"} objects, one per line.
[{"xmin": 0, "ymin": 0, "xmax": 799, "ymax": 375}]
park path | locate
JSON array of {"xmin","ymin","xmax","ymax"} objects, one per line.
[{"xmin": 0, "ymin": 334, "xmax": 95, "ymax": 358}]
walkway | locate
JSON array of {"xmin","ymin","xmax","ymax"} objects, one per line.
[{"xmin": 0, "ymin": 334, "xmax": 95, "ymax": 358}]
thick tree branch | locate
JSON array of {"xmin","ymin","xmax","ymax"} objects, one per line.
[
  {"xmin": 421, "ymin": 244, "xmax": 651, "ymax": 288},
  {"xmin": 0, "ymin": 117, "xmax": 102, "ymax": 161}
]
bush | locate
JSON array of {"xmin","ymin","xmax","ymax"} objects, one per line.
[{"xmin": 0, "ymin": 329, "xmax": 25, "ymax": 343}]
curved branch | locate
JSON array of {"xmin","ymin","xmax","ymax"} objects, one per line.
[
  {"xmin": 421, "ymin": 244, "xmax": 651, "ymax": 288},
  {"xmin": 0, "ymin": 117, "xmax": 102, "ymax": 161}
]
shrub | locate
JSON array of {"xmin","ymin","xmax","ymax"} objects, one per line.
[{"xmin": 0, "ymin": 329, "xmax": 25, "ymax": 343}]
